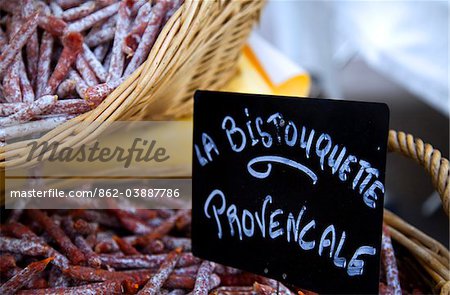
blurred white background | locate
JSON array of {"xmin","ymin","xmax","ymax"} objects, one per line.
[
  {"xmin": 258, "ymin": 0, "xmax": 448, "ymax": 115},
  {"xmin": 256, "ymin": 0, "xmax": 449, "ymax": 245}
]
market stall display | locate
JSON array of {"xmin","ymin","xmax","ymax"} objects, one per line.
[{"xmin": 0, "ymin": 1, "xmax": 449, "ymax": 294}]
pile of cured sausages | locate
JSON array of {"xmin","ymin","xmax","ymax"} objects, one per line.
[
  {"xmin": 0, "ymin": 0, "xmax": 182, "ymax": 143},
  {"xmin": 0, "ymin": 209, "xmax": 300, "ymax": 295},
  {"xmin": 0, "ymin": 207, "xmax": 428, "ymax": 294}
]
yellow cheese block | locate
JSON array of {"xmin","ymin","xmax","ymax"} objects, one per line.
[{"xmin": 222, "ymin": 45, "xmax": 310, "ymax": 97}]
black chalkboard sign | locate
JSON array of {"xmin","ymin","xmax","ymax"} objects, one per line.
[{"xmin": 192, "ymin": 91, "xmax": 389, "ymax": 294}]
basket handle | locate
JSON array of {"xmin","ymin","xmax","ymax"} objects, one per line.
[{"xmin": 388, "ymin": 130, "xmax": 449, "ymax": 216}]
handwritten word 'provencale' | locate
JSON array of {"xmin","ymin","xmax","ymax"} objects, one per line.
[{"xmin": 204, "ymin": 189, "xmax": 376, "ymax": 277}]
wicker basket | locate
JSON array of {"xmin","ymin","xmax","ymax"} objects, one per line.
[
  {"xmin": 386, "ymin": 130, "xmax": 449, "ymax": 295},
  {"xmin": 0, "ymin": 0, "xmax": 265, "ymax": 167}
]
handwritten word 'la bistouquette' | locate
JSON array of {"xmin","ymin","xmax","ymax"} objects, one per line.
[
  {"xmin": 204, "ymin": 189, "xmax": 376, "ymax": 277},
  {"xmin": 195, "ymin": 108, "xmax": 384, "ymax": 209}
]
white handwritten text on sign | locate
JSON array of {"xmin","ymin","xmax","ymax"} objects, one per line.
[{"xmin": 192, "ymin": 91, "xmax": 389, "ymax": 294}]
